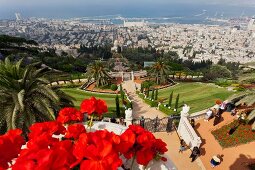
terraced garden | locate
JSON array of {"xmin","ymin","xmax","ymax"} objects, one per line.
[
  {"xmin": 157, "ymin": 82, "xmax": 235, "ymax": 114},
  {"xmin": 61, "ymin": 88, "xmax": 124, "ymax": 117}
]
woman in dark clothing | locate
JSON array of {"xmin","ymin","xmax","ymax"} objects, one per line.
[
  {"xmin": 213, "ymin": 111, "xmax": 222, "ymax": 126},
  {"xmin": 189, "ymin": 146, "xmax": 200, "ymax": 162}
]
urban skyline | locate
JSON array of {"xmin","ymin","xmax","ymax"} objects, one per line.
[{"xmin": 0, "ymin": 0, "xmax": 255, "ymax": 19}]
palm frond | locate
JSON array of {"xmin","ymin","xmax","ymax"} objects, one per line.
[{"xmin": 247, "ymin": 110, "xmax": 255, "ymax": 121}]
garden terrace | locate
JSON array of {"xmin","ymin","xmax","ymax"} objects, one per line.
[
  {"xmin": 60, "ymin": 88, "xmax": 124, "ymax": 117},
  {"xmin": 157, "ymin": 82, "xmax": 235, "ymax": 114}
]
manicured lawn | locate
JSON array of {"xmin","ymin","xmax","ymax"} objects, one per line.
[
  {"xmin": 157, "ymin": 82, "xmax": 235, "ymax": 113},
  {"xmin": 212, "ymin": 120, "xmax": 255, "ymax": 148},
  {"xmin": 61, "ymin": 88, "xmax": 124, "ymax": 117}
]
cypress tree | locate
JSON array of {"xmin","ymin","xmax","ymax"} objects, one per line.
[
  {"xmin": 151, "ymin": 88, "xmax": 155, "ymax": 100},
  {"xmin": 146, "ymin": 89, "xmax": 150, "ymax": 97},
  {"xmin": 168, "ymin": 91, "xmax": 173, "ymax": 107},
  {"xmin": 175, "ymin": 94, "xmax": 180, "ymax": 112},
  {"xmin": 115, "ymin": 95, "xmax": 120, "ymax": 117},
  {"xmin": 155, "ymin": 89, "xmax": 158, "ymax": 100},
  {"xmin": 120, "ymin": 84, "xmax": 124, "ymax": 102}
]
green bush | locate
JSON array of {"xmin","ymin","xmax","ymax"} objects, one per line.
[
  {"xmin": 53, "ymin": 82, "xmax": 83, "ymax": 88},
  {"xmin": 126, "ymin": 102, "xmax": 133, "ymax": 109},
  {"xmin": 159, "ymin": 105, "xmax": 173, "ymax": 115},
  {"xmin": 110, "ymin": 84, "xmax": 118, "ymax": 91},
  {"xmin": 144, "ymin": 98, "xmax": 158, "ymax": 107},
  {"xmin": 214, "ymin": 78, "xmax": 234, "ymax": 87},
  {"xmin": 234, "ymin": 86, "xmax": 246, "ymax": 91}
]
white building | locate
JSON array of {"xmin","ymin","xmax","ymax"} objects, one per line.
[
  {"xmin": 248, "ymin": 18, "xmax": 255, "ymax": 31},
  {"xmin": 123, "ymin": 20, "xmax": 146, "ymax": 27}
]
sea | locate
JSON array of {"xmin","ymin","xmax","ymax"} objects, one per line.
[{"xmin": 1, "ymin": 3, "xmax": 255, "ymax": 25}]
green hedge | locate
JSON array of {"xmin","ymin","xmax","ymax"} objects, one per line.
[
  {"xmin": 159, "ymin": 105, "xmax": 172, "ymax": 115},
  {"xmin": 53, "ymin": 82, "xmax": 83, "ymax": 88},
  {"xmin": 144, "ymin": 98, "xmax": 158, "ymax": 107},
  {"xmin": 137, "ymin": 92, "xmax": 158, "ymax": 107},
  {"xmin": 159, "ymin": 104, "xmax": 180, "ymax": 115}
]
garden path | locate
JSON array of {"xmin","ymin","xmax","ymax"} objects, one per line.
[
  {"xmin": 122, "ymin": 80, "xmax": 165, "ymax": 119},
  {"xmin": 122, "ymin": 80, "xmax": 205, "ymax": 170}
]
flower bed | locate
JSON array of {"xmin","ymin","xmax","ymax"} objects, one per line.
[{"xmin": 212, "ymin": 120, "xmax": 255, "ymax": 148}]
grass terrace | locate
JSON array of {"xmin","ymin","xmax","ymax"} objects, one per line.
[
  {"xmin": 157, "ymin": 82, "xmax": 235, "ymax": 114},
  {"xmin": 61, "ymin": 88, "xmax": 124, "ymax": 117}
]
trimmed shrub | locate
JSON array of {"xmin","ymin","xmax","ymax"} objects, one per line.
[
  {"xmin": 155, "ymin": 89, "xmax": 158, "ymax": 100},
  {"xmin": 115, "ymin": 95, "xmax": 120, "ymax": 117},
  {"xmin": 151, "ymin": 88, "xmax": 155, "ymax": 100},
  {"xmin": 110, "ymin": 84, "xmax": 118, "ymax": 91},
  {"xmin": 175, "ymin": 94, "xmax": 180, "ymax": 111},
  {"xmin": 168, "ymin": 91, "xmax": 173, "ymax": 108}
]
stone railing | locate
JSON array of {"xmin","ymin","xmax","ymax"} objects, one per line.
[{"xmin": 177, "ymin": 105, "xmax": 202, "ymax": 149}]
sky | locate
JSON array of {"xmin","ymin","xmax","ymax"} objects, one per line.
[{"xmin": 0, "ymin": 0, "xmax": 254, "ymax": 19}]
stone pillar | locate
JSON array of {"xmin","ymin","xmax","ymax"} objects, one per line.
[{"xmin": 131, "ymin": 71, "xmax": 134, "ymax": 81}]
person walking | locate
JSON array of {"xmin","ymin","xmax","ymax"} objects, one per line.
[
  {"xmin": 213, "ymin": 111, "xmax": 222, "ymax": 126},
  {"xmin": 204, "ymin": 108, "xmax": 213, "ymax": 122},
  {"xmin": 210, "ymin": 155, "xmax": 222, "ymax": 168},
  {"xmin": 179, "ymin": 139, "xmax": 186, "ymax": 153},
  {"xmin": 189, "ymin": 146, "xmax": 200, "ymax": 162}
]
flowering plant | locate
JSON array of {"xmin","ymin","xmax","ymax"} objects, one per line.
[
  {"xmin": 57, "ymin": 107, "xmax": 84, "ymax": 124},
  {"xmin": 80, "ymin": 97, "xmax": 108, "ymax": 127},
  {"xmin": 0, "ymin": 97, "xmax": 168, "ymax": 170}
]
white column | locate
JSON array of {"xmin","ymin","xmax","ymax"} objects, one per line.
[
  {"xmin": 125, "ymin": 108, "xmax": 133, "ymax": 127},
  {"xmin": 131, "ymin": 71, "xmax": 134, "ymax": 81}
]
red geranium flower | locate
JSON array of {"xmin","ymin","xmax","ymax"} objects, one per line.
[
  {"xmin": 80, "ymin": 139, "xmax": 122, "ymax": 170},
  {"xmin": 65, "ymin": 124, "xmax": 86, "ymax": 140},
  {"xmin": 57, "ymin": 107, "xmax": 84, "ymax": 124},
  {"xmin": 72, "ymin": 130, "xmax": 122, "ymax": 170},
  {"xmin": 0, "ymin": 129, "xmax": 25, "ymax": 169},
  {"xmin": 80, "ymin": 97, "xmax": 108, "ymax": 116},
  {"xmin": 13, "ymin": 146, "xmax": 75, "ymax": 170},
  {"xmin": 115, "ymin": 129, "xmax": 136, "ymax": 156},
  {"xmin": 28, "ymin": 121, "xmax": 66, "ymax": 140}
]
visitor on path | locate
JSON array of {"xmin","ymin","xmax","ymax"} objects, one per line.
[
  {"xmin": 179, "ymin": 139, "xmax": 186, "ymax": 153},
  {"xmin": 110, "ymin": 116, "xmax": 116, "ymax": 123},
  {"xmin": 140, "ymin": 116, "xmax": 145, "ymax": 128},
  {"xmin": 231, "ymin": 108, "xmax": 236, "ymax": 116},
  {"xmin": 166, "ymin": 116, "xmax": 173, "ymax": 133},
  {"xmin": 119, "ymin": 117, "xmax": 125, "ymax": 125},
  {"xmin": 189, "ymin": 146, "xmax": 200, "ymax": 162},
  {"xmin": 210, "ymin": 155, "xmax": 221, "ymax": 168},
  {"xmin": 190, "ymin": 119, "xmax": 195, "ymax": 128},
  {"xmin": 204, "ymin": 108, "xmax": 213, "ymax": 121},
  {"xmin": 213, "ymin": 111, "xmax": 222, "ymax": 126},
  {"xmin": 226, "ymin": 102, "xmax": 235, "ymax": 112}
]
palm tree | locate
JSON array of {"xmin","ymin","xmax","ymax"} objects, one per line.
[
  {"xmin": 87, "ymin": 61, "xmax": 111, "ymax": 87},
  {"xmin": 229, "ymin": 91, "xmax": 255, "ymax": 130},
  {"xmin": 150, "ymin": 59, "xmax": 171, "ymax": 85},
  {"xmin": 0, "ymin": 58, "xmax": 74, "ymax": 134}
]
